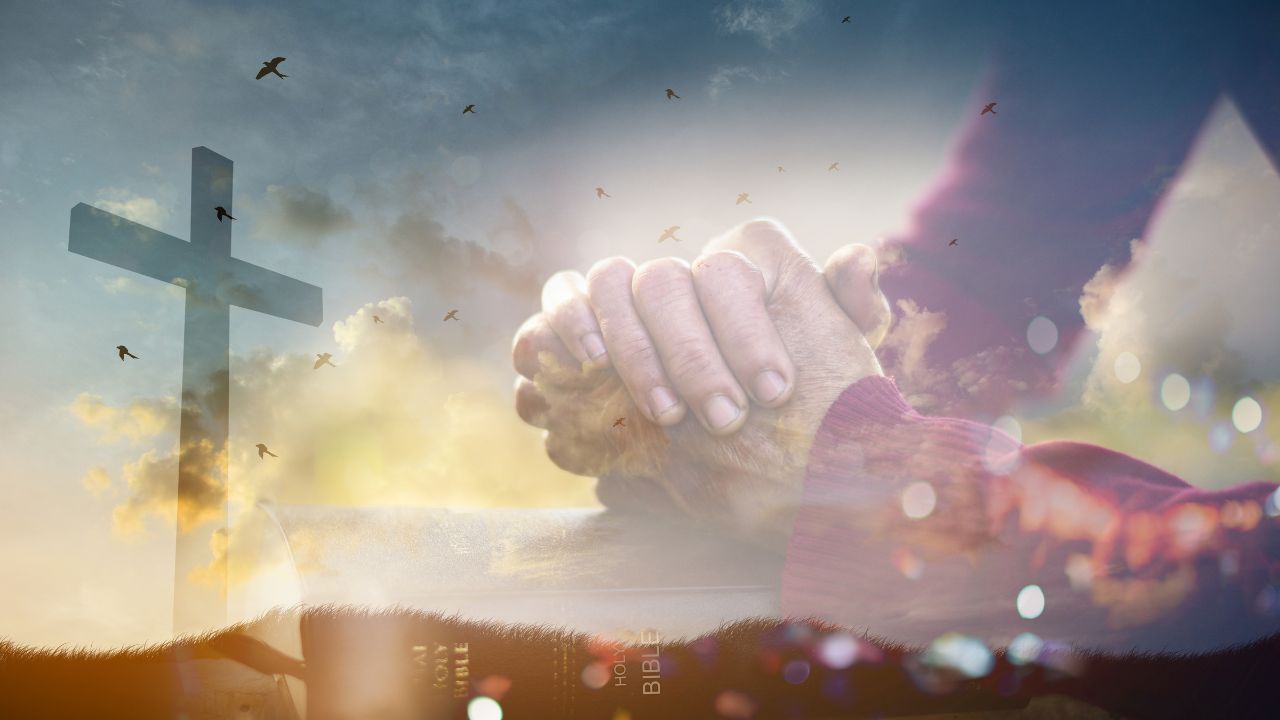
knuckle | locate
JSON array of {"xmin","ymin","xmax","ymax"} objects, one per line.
[
  {"xmin": 665, "ymin": 336, "xmax": 720, "ymax": 383},
  {"xmin": 632, "ymin": 257, "xmax": 691, "ymax": 298},
  {"xmin": 586, "ymin": 257, "xmax": 635, "ymax": 295},
  {"xmin": 739, "ymin": 218, "xmax": 789, "ymax": 245}
]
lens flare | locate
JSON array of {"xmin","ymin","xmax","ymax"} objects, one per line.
[
  {"xmin": 1161, "ymin": 373, "xmax": 1191, "ymax": 411},
  {"xmin": 901, "ymin": 481, "xmax": 938, "ymax": 519},
  {"xmin": 818, "ymin": 632, "xmax": 859, "ymax": 669},
  {"xmin": 1007, "ymin": 632, "xmax": 1044, "ymax": 665},
  {"xmin": 1232, "ymin": 396, "xmax": 1263, "ymax": 433},
  {"xmin": 924, "ymin": 633, "xmax": 994, "ymax": 678},
  {"xmin": 1027, "ymin": 316, "xmax": 1058, "ymax": 355},
  {"xmin": 468, "ymin": 697, "xmax": 503, "ymax": 720},
  {"xmin": 1113, "ymin": 351, "xmax": 1141, "ymax": 383},
  {"xmin": 1017, "ymin": 584, "xmax": 1045, "ymax": 619}
]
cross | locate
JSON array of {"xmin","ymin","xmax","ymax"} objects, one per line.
[{"xmin": 69, "ymin": 147, "xmax": 322, "ymax": 636}]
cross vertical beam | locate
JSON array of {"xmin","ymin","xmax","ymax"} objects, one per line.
[{"xmin": 69, "ymin": 147, "xmax": 323, "ymax": 637}]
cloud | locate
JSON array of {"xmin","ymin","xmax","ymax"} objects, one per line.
[
  {"xmin": 876, "ymin": 299, "xmax": 1042, "ymax": 414},
  {"xmin": 385, "ymin": 203, "xmax": 543, "ymax": 300},
  {"xmin": 714, "ymin": 0, "xmax": 816, "ymax": 48},
  {"xmin": 71, "ymin": 393, "xmax": 176, "ymax": 443},
  {"xmin": 706, "ymin": 65, "xmax": 775, "ymax": 100},
  {"xmin": 79, "ymin": 297, "xmax": 595, "ymax": 584},
  {"xmin": 82, "ymin": 466, "xmax": 111, "ymax": 496},
  {"xmin": 256, "ymin": 185, "xmax": 355, "ymax": 245},
  {"xmin": 93, "ymin": 188, "xmax": 167, "ymax": 227},
  {"xmin": 1023, "ymin": 98, "xmax": 1280, "ymax": 489}
]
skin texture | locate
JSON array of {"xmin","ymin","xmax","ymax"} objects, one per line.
[{"xmin": 512, "ymin": 219, "xmax": 887, "ymax": 540}]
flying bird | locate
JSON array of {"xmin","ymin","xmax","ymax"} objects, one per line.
[
  {"xmin": 116, "ymin": 345, "xmax": 138, "ymax": 361},
  {"xmin": 613, "ymin": 417, "xmax": 626, "ymax": 428},
  {"xmin": 777, "ymin": 166, "xmax": 785, "ymax": 173},
  {"xmin": 842, "ymin": 16, "xmax": 851, "ymax": 23},
  {"xmin": 314, "ymin": 352, "xmax": 336, "ymax": 369},
  {"xmin": 666, "ymin": 88, "xmax": 680, "ymax": 100},
  {"xmin": 373, "ymin": 315, "xmax": 384, "ymax": 324},
  {"xmin": 256, "ymin": 443, "xmax": 278, "ymax": 459},
  {"xmin": 215, "ymin": 206, "xmax": 235, "ymax": 222},
  {"xmin": 828, "ymin": 161, "xmax": 840, "ymax": 171},
  {"xmin": 596, "ymin": 187, "xmax": 611, "ymax": 199},
  {"xmin": 736, "ymin": 192, "xmax": 752, "ymax": 205},
  {"xmin": 463, "ymin": 104, "xmax": 477, "ymax": 114},
  {"xmin": 949, "ymin": 238, "xmax": 959, "ymax": 246},
  {"xmin": 658, "ymin": 225, "xmax": 681, "ymax": 243},
  {"xmin": 981, "ymin": 102, "xmax": 998, "ymax": 116},
  {"xmin": 255, "ymin": 57, "xmax": 287, "ymax": 80},
  {"xmin": 443, "ymin": 309, "xmax": 459, "ymax": 321}
]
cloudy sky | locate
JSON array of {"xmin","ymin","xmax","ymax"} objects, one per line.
[{"xmin": 2, "ymin": 0, "xmax": 1279, "ymax": 647}]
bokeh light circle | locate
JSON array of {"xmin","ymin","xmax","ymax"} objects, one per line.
[
  {"xmin": 1233, "ymin": 397, "xmax": 1263, "ymax": 433},
  {"xmin": 1210, "ymin": 423, "xmax": 1234, "ymax": 453},
  {"xmin": 1007, "ymin": 632, "xmax": 1044, "ymax": 665},
  {"xmin": 1026, "ymin": 317, "xmax": 1058, "ymax": 355},
  {"xmin": 1161, "ymin": 373, "xmax": 1191, "ymax": 411},
  {"xmin": 901, "ymin": 481, "xmax": 938, "ymax": 519},
  {"xmin": 1113, "ymin": 351, "xmax": 1141, "ymax": 384},
  {"xmin": 993, "ymin": 415, "xmax": 1023, "ymax": 443},
  {"xmin": 783, "ymin": 659, "xmax": 811, "ymax": 684},
  {"xmin": 818, "ymin": 633, "xmax": 859, "ymax": 669},
  {"xmin": 1017, "ymin": 584, "xmax": 1045, "ymax": 619},
  {"xmin": 924, "ymin": 633, "xmax": 994, "ymax": 678},
  {"xmin": 581, "ymin": 662, "xmax": 609, "ymax": 689},
  {"xmin": 468, "ymin": 697, "xmax": 503, "ymax": 720}
]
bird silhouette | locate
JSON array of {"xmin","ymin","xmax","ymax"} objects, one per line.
[
  {"xmin": 777, "ymin": 165, "xmax": 785, "ymax": 173},
  {"xmin": 981, "ymin": 102, "xmax": 998, "ymax": 116},
  {"xmin": 314, "ymin": 352, "xmax": 336, "ymax": 369},
  {"xmin": 658, "ymin": 226, "xmax": 682, "ymax": 243},
  {"xmin": 463, "ymin": 104, "xmax": 477, "ymax": 114},
  {"xmin": 828, "ymin": 161, "xmax": 840, "ymax": 171},
  {"xmin": 116, "ymin": 345, "xmax": 138, "ymax": 361},
  {"xmin": 666, "ymin": 88, "xmax": 680, "ymax": 100},
  {"xmin": 443, "ymin": 309, "xmax": 459, "ymax": 321},
  {"xmin": 613, "ymin": 417, "xmax": 626, "ymax": 428},
  {"xmin": 949, "ymin": 238, "xmax": 959, "ymax": 246},
  {"xmin": 842, "ymin": 16, "xmax": 851, "ymax": 23},
  {"xmin": 255, "ymin": 57, "xmax": 287, "ymax": 80},
  {"xmin": 736, "ymin": 192, "xmax": 752, "ymax": 205},
  {"xmin": 215, "ymin": 206, "xmax": 236, "ymax": 222},
  {"xmin": 256, "ymin": 443, "xmax": 278, "ymax": 459},
  {"xmin": 596, "ymin": 187, "xmax": 611, "ymax": 199},
  {"xmin": 373, "ymin": 315, "xmax": 384, "ymax": 324}
]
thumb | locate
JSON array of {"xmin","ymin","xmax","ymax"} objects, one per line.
[{"xmin": 824, "ymin": 244, "xmax": 892, "ymax": 348}]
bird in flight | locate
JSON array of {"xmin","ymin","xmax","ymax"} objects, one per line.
[
  {"xmin": 777, "ymin": 165, "xmax": 785, "ymax": 173},
  {"xmin": 255, "ymin": 57, "xmax": 287, "ymax": 80},
  {"xmin": 116, "ymin": 345, "xmax": 139, "ymax": 361},
  {"xmin": 596, "ymin": 187, "xmax": 611, "ymax": 199},
  {"xmin": 842, "ymin": 16, "xmax": 851, "ymax": 24},
  {"xmin": 443, "ymin": 309, "xmax": 459, "ymax": 321},
  {"xmin": 981, "ymin": 102, "xmax": 998, "ymax": 116},
  {"xmin": 613, "ymin": 417, "xmax": 626, "ymax": 428},
  {"xmin": 314, "ymin": 352, "xmax": 336, "ymax": 369},
  {"xmin": 215, "ymin": 206, "xmax": 236, "ymax": 222},
  {"xmin": 828, "ymin": 161, "xmax": 840, "ymax": 171},
  {"xmin": 256, "ymin": 443, "xmax": 278, "ymax": 459},
  {"xmin": 949, "ymin": 238, "xmax": 959, "ymax": 246},
  {"xmin": 736, "ymin": 192, "xmax": 752, "ymax": 205},
  {"xmin": 463, "ymin": 104, "xmax": 477, "ymax": 114},
  {"xmin": 658, "ymin": 226, "xmax": 682, "ymax": 243},
  {"xmin": 666, "ymin": 88, "xmax": 681, "ymax": 100},
  {"xmin": 373, "ymin": 314, "xmax": 384, "ymax": 324}
]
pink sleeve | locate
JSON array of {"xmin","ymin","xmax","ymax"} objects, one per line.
[{"xmin": 782, "ymin": 376, "xmax": 1280, "ymax": 653}]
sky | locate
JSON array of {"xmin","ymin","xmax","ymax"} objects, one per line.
[{"xmin": 1, "ymin": 0, "xmax": 1279, "ymax": 647}]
